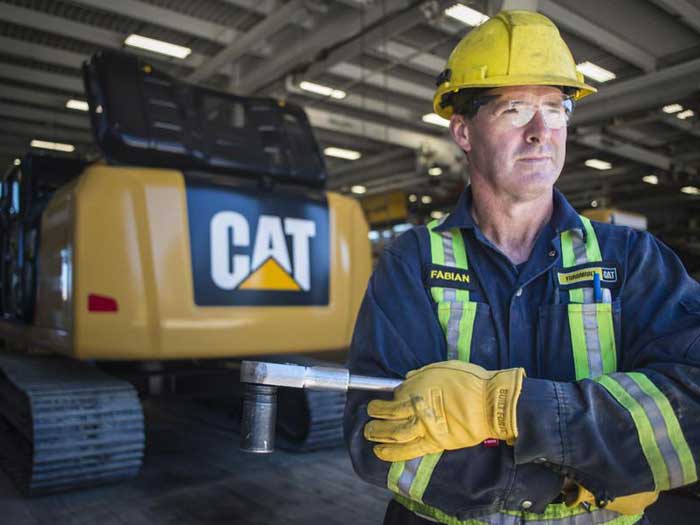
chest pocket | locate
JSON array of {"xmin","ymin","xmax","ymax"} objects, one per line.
[
  {"xmin": 557, "ymin": 216, "xmax": 619, "ymax": 379},
  {"xmin": 427, "ymin": 220, "xmax": 480, "ymax": 363}
]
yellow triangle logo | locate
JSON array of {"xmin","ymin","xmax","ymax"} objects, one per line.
[{"xmin": 238, "ymin": 258, "xmax": 302, "ymax": 291}]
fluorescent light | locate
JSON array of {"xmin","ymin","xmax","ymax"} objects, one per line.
[
  {"xmin": 13, "ymin": 158, "xmax": 21, "ymax": 166},
  {"xmin": 428, "ymin": 167, "xmax": 443, "ymax": 176},
  {"xmin": 351, "ymin": 185, "xmax": 367, "ymax": 195},
  {"xmin": 422, "ymin": 113, "xmax": 450, "ymax": 128},
  {"xmin": 430, "ymin": 211, "xmax": 444, "ymax": 219},
  {"xmin": 590, "ymin": 200, "xmax": 599, "ymax": 208},
  {"xmin": 576, "ymin": 61, "xmax": 616, "ymax": 83},
  {"xmin": 681, "ymin": 186, "xmax": 700, "ymax": 195},
  {"xmin": 368, "ymin": 230, "xmax": 380, "ymax": 241},
  {"xmin": 421, "ymin": 195, "xmax": 432, "ymax": 204},
  {"xmin": 408, "ymin": 194, "xmax": 417, "ymax": 203},
  {"xmin": 124, "ymin": 34, "xmax": 191, "ymax": 59},
  {"xmin": 662, "ymin": 103, "xmax": 683, "ymax": 114},
  {"xmin": 643, "ymin": 175, "xmax": 659, "ymax": 185},
  {"xmin": 444, "ymin": 4, "xmax": 489, "ymax": 26},
  {"xmin": 30, "ymin": 139, "xmax": 75, "ymax": 152},
  {"xmin": 299, "ymin": 81, "xmax": 346, "ymax": 100},
  {"xmin": 66, "ymin": 99, "xmax": 89, "ymax": 111},
  {"xmin": 324, "ymin": 147, "xmax": 361, "ymax": 160},
  {"xmin": 677, "ymin": 109, "xmax": 695, "ymax": 120},
  {"xmin": 585, "ymin": 159, "xmax": 612, "ymax": 171},
  {"xmin": 393, "ymin": 223, "xmax": 412, "ymax": 234}
]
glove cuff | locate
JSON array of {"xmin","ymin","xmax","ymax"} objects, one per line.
[{"xmin": 487, "ymin": 367, "xmax": 525, "ymax": 442}]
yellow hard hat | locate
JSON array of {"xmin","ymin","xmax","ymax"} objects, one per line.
[{"xmin": 433, "ymin": 10, "xmax": 596, "ymax": 119}]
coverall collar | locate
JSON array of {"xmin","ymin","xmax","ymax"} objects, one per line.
[{"xmin": 434, "ymin": 186, "xmax": 586, "ymax": 241}]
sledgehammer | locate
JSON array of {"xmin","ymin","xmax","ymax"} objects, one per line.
[{"xmin": 239, "ymin": 360, "xmax": 402, "ymax": 453}]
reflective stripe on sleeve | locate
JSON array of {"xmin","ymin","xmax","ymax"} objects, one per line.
[{"xmin": 595, "ymin": 372, "xmax": 697, "ymax": 490}]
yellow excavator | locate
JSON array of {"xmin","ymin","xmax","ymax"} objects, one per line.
[{"xmin": 0, "ymin": 50, "xmax": 371, "ymax": 495}]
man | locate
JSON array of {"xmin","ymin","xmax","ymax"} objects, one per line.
[{"xmin": 344, "ymin": 10, "xmax": 700, "ymax": 525}]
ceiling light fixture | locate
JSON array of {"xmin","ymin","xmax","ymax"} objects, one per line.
[
  {"xmin": 66, "ymin": 99, "xmax": 89, "ymax": 111},
  {"xmin": 124, "ymin": 34, "xmax": 191, "ymax": 59},
  {"xmin": 14, "ymin": 158, "xmax": 21, "ymax": 166},
  {"xmin": 677, "ymin": 109, "xmax": 695, "ymax": 120},
  {"xmin": 444, "ymin": 4, "xmax": 489, "ymax": 26},
  {"xmin": 351, "ymin": 185, "xmax": 367, "ymax": 195},
  {"xmin": 681, "ymin": 186, "xmax": 700, "ymax": 195},
  {"xmin": 324, "ymin": 147, "xmax": 361, "ymax": 160},
  {"xmin": 642, "ymin": 175, "xmax": 659, "ymax": 185},
  {"xmin": 576, "ymin": 61, "xmax": 616, "ymax": 83},
  {"xmin": 422, "ymin": 113, "xmax": 450, "ymax": 128},
  {"xmin": 30, "ymin": 139, "xmax": 75, "ymax": 153},
  {"xmin": 662, "ymin": 103, "xmax": 683, "ymax": 114},
  {"xmin": 428, "ymin": 167, "xmax": 443, "ymax": 176},
  {"xmin": 585, "ymin": 159, "xmax": 612, "ymax": 171},
  {"xmin": 421, "ymin": 195, "xmax": 432, "ymax": 204},
  {"xmin": 590, "ymin": 200, "xmax": 599, "ymax": 208},
  {"xmin": 408, "ymin": 194, "xmax": 417, "ymax": 203},
  {"xmin": 430, "ymin": 210, "xmax": 444, "ymax": 219},
  {"xmin": 299, "ymin": 81, "xmax": 346, "ymax": 100}
]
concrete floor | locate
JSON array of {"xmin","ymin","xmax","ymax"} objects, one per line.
[
  {"xmin": 1, "ymin": 397, "xmax": 697, "ymax": 525},
  {"xmin": 0, "ymin": 398, "xmax": 390, "ymax": 525}
]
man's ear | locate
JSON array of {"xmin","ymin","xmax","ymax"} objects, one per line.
[{"xmin": 449, "ymin": 114, "xmax": 471, "ymax": 152}]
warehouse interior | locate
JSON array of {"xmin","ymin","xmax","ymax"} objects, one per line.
[{"xmin": 1, "ymin": 0, "xmax": 700, "ymax": 523}]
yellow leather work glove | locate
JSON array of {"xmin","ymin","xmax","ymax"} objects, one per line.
[
  {"xmin": 364, "ymin": 361, "xmax": 525, "ymax": 462},
  {"xmin": 564, "ymin": 483, "xmax": 659, "ymax": 515}
]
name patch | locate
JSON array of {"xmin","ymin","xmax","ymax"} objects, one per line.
[
  {"xmin": 425, "ymin": 264, "xmax": 473, "ymax": 291},
  {"xmin": 557, "ymin": 262, "xmax": 621, "ymax": 290}
]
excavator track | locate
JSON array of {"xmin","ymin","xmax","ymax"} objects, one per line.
[{"xmin": 0, "ymin": 353, "xmax": 144, "ymax": 495}]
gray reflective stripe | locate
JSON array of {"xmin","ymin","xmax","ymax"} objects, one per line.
[
  {"xmin": 397, "ymin": 457, "xmax": 422, "ymax": 497},
  {"xmin": 614, "ymin": 374, "xmax": 686, "ymax": 488},
  {"xmin": 446, "ymin": 302, "xmax": 463, "ymax": 360},
  {"xmin": 441, "ymin": 231, "xmax": 457, "ymax": 303},
  {"xmin": 571, "ymin": 229, "xmax": 587, "ymax": 264},
  {"xmin": 602, "ymin": 288, "xmax": 612, "ymax": 304},
  {"xmin": 522, "ymin": 508, "xmax": 625, "ymax": 525},
  {"xmin": 582, "ymin": 303, "xmax": 603, "ymax": 378},
  {"xmin": 582, "ymin": 287, "xmax": 595, "ymax": 303}
]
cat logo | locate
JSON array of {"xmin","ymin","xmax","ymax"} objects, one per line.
[{"xmin": 210, "ymin": 212, "xmax": 315, "ymax": 292}]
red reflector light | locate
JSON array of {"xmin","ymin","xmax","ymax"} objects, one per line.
[
  {"xmin": 88, "ymin": 294, "xmax": 119, "ymax": 312},
  {"xmin": 483, "ymin": 438, "xmax": 499, "ymax": 448}
]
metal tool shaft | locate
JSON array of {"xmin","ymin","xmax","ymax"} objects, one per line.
[{"xmin": 239, "ymin": 361, "xmax": 402, "ymax": 454}]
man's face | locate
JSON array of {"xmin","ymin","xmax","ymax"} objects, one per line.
[{"xmin": 449, "ymin": 85, "xmax": 569, "ymax": 201}]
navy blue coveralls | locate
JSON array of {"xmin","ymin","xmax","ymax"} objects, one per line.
[{"xmin": 344, "ymin": 188, "xmax": 700, "ymax": 524}]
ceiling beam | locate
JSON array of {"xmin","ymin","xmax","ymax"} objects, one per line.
[
  {"xmin": 0, "ymin": 4, "xmax": 208, "ymax": 69},
  {"xmin": 330, "ymin": 148, "xmax": 412, "ymax": 177},
  {"xmin": 539, "ymin": 0, "xmax": 657, "ymax": 72},
  {"xmin": 236, "ymin": 0, "xmax": 413, "ymax": 93},
  {"xmin": 574, "ymin": 57, "xmax": 700, "ymax": 125},
  {"xmin": 0, "ymin": 84, "xmax": 71, "ymax": 109},
  {"xmin": 0, "ymin": 102, "xmax": 90, "ymax": 131},
  {"xmin": 71, "ymin": 0, "xmax": 244, "ymax": 47},
  {"xmin": 188, "ymin": 0, "xmax": 305, "ymax": 83},
  {"xmin": 649, "ymin": 0, "xmax": 700, "ymax": 35},
  {"xmin": 304, "ymin": 106, "xmax": 461, "ymax": 168},
  {"xmin": 300, "ymin": 0, "xmax": 453, "ymax": 82},
  {"xmin": 573, "ymin": 131, "xmax": 697, "ymax": 176},
  {"xmin": 2, "ymin": 122, "xmax": 93, "ymax": 145},
  {"xmin": 0, "ymin": 63, "xmax": 83, "ymax": 94},
  {"xmin": 658, "ymin": 114, "xmax": 700, "ymax": 139}
]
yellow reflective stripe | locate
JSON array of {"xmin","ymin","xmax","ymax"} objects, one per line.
[
  {"xmin": 457, "ymin": 302, "xmax": 477, "ymax": 362},
  {"xmin": 567, "ymin": 304, "xmax": 590, "ymax": 380},
  {"xmin": 597, "ymin": 304, "xmax": 618, "ymax": 374},
  {"xmin": 394, "ymin": 495, "xmax": 639, "ymax": 525},
  {"xmin": 387, "ymin": 460, "xmax": 405, "ymax": 494},
  {"xmin": 560, "ymin": 229, "xmax": 578, "ymax": 267},
  {"xmin": 580, "ymin": 216, "xmax": 603, "ymax": 261},
  {"xmin": 596, "ymin": 375, "xmax": 670, "ymax": 490},
  {"xmin": 628, "ymin": 373, "xmax": 698, "ymax": 487},
  {"xmin": 408, "ymin": 452, "xmax": 442, "ymax": 503}
]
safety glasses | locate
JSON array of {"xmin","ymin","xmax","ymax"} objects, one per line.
[{"xmin": 473, "ymin": 93, "xmax": 574, "ymax": 130}]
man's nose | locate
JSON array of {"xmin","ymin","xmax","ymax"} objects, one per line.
[{"xmin": 525, "ymin": 110, "xmax": 552, "ymax": 144}]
